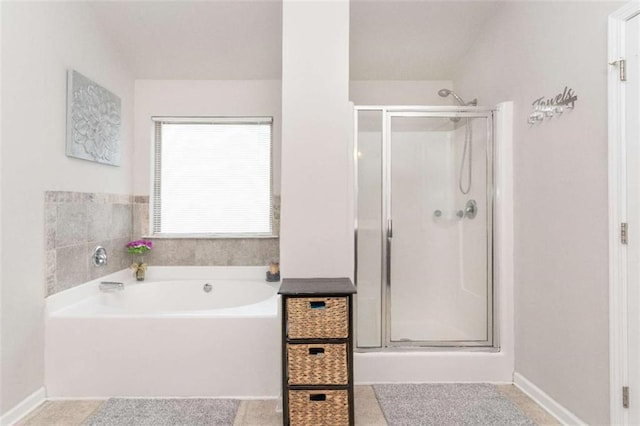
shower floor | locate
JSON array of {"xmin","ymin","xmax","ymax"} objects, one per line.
[
  {"xmin": 16, "ymin": 385, "xmax": 558, "ymax": 425},
  {"xmin": 391, "ymin": 318, "xmax": 481, "ymax": 342}
]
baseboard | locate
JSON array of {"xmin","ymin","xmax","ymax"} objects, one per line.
[
  {"xmin": 0, "ymin": 387, "xmax": 46, "ymax": 426},
  {"xmin": 514, "ymin": 372, "xmax": 586, "ymax": 426}
]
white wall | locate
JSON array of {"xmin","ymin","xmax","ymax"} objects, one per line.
[
  {"xmin": 1, "ymin": 2, "xmax": 134, "ymax": 414},
  {"xmin": 454, "ymin": 2, "xmax": 622, "ymax": 424},
  {"xmin": 133, "ymin": 80, "xmax": 282, "ymax": 196},
  {"xmin": 350, "ymin": 80, "xmax": 453, "ymax": 106},
  {"xmin": 280, "ymin": 0, "xmax": 352, "ymax": 278}
]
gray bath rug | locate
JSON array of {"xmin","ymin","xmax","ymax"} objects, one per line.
[
  {"xmin": 373, "ymin": 383, "xmax": 535, "ymax": 426},
  {"xmin": 84, "ymin": 398, "xmax": 240, "ymax": 426}
]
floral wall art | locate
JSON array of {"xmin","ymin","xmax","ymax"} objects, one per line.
[{"xmin": 66, "ymin": 70, "xmax": 121, "ymax": 166}]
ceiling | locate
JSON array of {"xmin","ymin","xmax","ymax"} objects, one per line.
[
  {"xmin": 89, "ymin": 1, "xmax": 501, "ymax": 81},
  {"xmin": 89, "ymin": 1, "xmax": 283, "ymax": 80},
  {"xmin": 350, "ymin": 1, "xmax": 501, "ymax": 80}
]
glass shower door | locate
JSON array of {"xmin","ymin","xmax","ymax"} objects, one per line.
[{"xmin": 387, "ymin": 113, "xmax": 493, "ymax": 346}]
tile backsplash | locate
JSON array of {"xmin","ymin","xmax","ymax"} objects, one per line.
[
  {"xmin": 45, "ymin": 191, "xmax": 133, "ymax": 296},
  {"xmin": 45, "ymin": 192, "xmax": 280, "ymax": 296},
  {"xmin": 132, "ymin": 196, "xmax": 280, "ymax": 267}
]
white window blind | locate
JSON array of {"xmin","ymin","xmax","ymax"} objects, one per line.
[{"xmin": 152, "ymin": 117, "xmax": 273, "ymax": 236}]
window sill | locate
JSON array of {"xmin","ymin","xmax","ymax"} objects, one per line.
[{"xmin": 143, "ymin": 234, "xmax": 279, "ymax": 240}]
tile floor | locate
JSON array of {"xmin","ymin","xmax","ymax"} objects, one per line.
[{"xmin": 17, "ymin": 385, "xmax": 559, "ymax": 425}]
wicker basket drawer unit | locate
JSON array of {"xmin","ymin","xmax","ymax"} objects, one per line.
[{"xmin": 279, "ymin": 278, "xmax": 357, "ymax": 426}]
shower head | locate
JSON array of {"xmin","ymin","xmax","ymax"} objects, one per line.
[{"xmin": 437, "ymin": 88, "xmax": 476, "ymax": 106}]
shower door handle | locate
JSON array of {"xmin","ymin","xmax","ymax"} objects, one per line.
[{"xmin": 386, "ymin": 219, "xmax": 392, "ymax": 287}]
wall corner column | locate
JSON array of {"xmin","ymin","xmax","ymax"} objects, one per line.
[{"xmin": 280, "ymin": 0, "xmax": 353, "ymax": 278}]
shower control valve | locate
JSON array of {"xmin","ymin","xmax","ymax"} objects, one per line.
[
  {"xmin": 92, "ymin": 246, "xmax": 108, "ymax": 267},
  {"xmin": 464, "ymin": 200, "xmax": 478, "ymax": 219}
]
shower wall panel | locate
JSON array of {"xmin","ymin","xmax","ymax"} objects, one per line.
[{"xmin": 389, "ymin": 130, "xmax": 463, "ymax": 341}]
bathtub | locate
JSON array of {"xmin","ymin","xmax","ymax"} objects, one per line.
[{"xmin": 45, "ymin": 266, "xmax": 281, "ymax": 399}]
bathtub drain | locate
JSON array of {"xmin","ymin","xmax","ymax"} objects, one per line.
[{"xmin": 203, "ymin": 283, "xmax": 212, "ymax": 293}]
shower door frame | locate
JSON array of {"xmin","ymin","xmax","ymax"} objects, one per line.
[{"xmin": 354, "ymin": 105, "xmax": 497, "ymax": 350}]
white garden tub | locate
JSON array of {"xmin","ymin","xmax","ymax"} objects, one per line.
[{"xmin": 45, "ymin": 266, "xmax": 281, "ymax": 399}]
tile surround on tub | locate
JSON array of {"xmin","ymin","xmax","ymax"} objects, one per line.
[
  {"xmin": 44, "ymin": 191, "xmax": 134, "ymax": 296},
  {"xmin": 45, "ymin": 192, "xmax": 280, "ymax": 296},
  {"xmin": 132, "ymin": 195, "xmax": 280, "ymax": 267},
  {"xmin": 132, "ymin": 199, "xmax": 149, "ymax": 237},
  {"xmin": 54, "ymin": 244, "xmax": 89, "ymax": 294}
]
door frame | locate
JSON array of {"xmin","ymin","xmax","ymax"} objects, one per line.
[{"xmin": 609, "ymin": 3, "xmax": 640, "ymax": 425}]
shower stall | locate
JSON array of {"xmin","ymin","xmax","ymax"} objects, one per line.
[{"xmin": 354, "ymin": 102, "xmax": 495, "ymax": 350}]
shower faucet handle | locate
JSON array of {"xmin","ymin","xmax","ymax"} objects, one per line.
[
  {"xmin": 464, "ymin": 200, "xmax": 478, "ymax": 219},
  {"xmin": 92, "ymin": 246, "xmax": 108, "ymax": 267}
]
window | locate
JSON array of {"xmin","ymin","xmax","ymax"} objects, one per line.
[{"xmin": 152, "ymin": 117, "xmax": 273, "ymax": 236}]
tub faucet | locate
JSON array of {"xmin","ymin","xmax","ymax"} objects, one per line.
[{"xmin": 99, "ymin": 281, "xmax": 124, "ymax": 292}]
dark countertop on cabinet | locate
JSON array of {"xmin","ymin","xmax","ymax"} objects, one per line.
[{"xmin": 278, "ymin": 277, "xmax": 356, "ymax": 296}]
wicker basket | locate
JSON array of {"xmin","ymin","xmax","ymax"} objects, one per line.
[
  {"xmin": 287, "ymin": 343, "xmax": 348, "ymax": 385},
  {"xmin": 286, "ymin": 297, "xmax": 348, "ymax": 339},
  {"xmin": 288, "ymin": 389, "xmax": 349, "ymax": 425}
]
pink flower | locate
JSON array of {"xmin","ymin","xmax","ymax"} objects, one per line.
[{"xmin": 126, "ymin": 239, "xmax": 153, "ymax": 254}]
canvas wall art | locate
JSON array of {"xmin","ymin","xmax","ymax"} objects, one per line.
[{"xmin": 66, "ymin": 70, "xmax": 121, "ymax": 166}]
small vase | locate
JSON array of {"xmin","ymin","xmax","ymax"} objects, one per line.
[
  {"xmin": 135, "ymin": 257, "xmax": 145, "ymax": 281},
  {"xmin": 135, "ymin": 265, "xmax": 145, "ymax": 281}
]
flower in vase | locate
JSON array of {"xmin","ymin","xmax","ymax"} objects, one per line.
[{"xmin": 126, "ymin": 240, "xmax": 152, "ymax": 280}]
